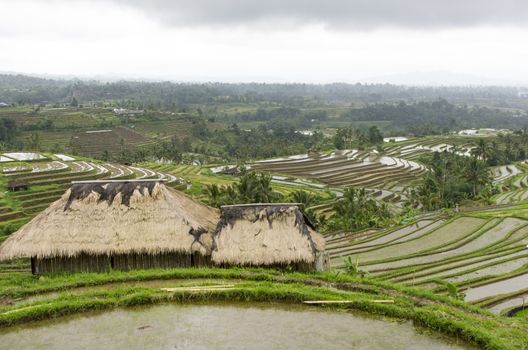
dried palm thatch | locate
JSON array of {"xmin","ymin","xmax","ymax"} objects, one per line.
[
  {"xmin": 0, "ymin": 180, "xmax": 219, "ymax": 262},
  {"xmin": 212, "ymin": 204, "xmax": 326, "ymax": 271}
]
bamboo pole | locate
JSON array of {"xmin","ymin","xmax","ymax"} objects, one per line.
[
  {"xmin": 303, "ymin": 300, "xmax": 394, "ymax": 304},
  {"xmin": 160, "ymin": 285, "xmax": 236, "ymax": 292}
]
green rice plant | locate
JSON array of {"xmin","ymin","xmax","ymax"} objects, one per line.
[
  {"xmin": 343, "ymin": 256, "xmax": 368, "ymax": 277},
  {"xmin": 443, "ymin": 281, "xmax": 465, "ymax": 301}
]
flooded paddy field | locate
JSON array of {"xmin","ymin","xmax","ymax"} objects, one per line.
[
  {"xmin": 489, "ymin": 292, "xmax": 528, "ymax": 315},
  {"xmin": 465, "ymin": 273, "xmax": 528, "ymax": 302},
  {"xmin": 0, "ymin": 303, "xmax": 474, "ymax": 350}
]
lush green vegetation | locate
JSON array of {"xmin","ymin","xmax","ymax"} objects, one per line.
[
  {"xmin": 409, "ymin": 151, "xmax": 493, "ymax": 210},
  {"xmin": 333, "ymin": 125, "xmax": 384, "ymax": 150},
  {"xmin": 341, "ymin": 100, "xmax": 528, "ymax": 135},
  {"xmin": 204, "ymin": 172, "xmax": 282, "ymax": 206},
  {"xmin": 3, "ymin": 74, "xmax": 526, "ymax": 107},
  {"xmin": 326, "ymin": 188, "xmax": 392, "ymax": 231},
  {"xmin": 2, "ymin": 74, "xmax": 528, "ymax": 163},
  {"xmin": 3, "ymin": 74, "xmax": 528, "ymax": 347},
  {"xmin": 472, "ymin": 131, "xmax": 528, "ymax": 166},
  {"xmin": 202, "ymin": 172, "xmax": 329, "ymax": 222},
  {"xmin": 0, "ymin": 118, "xmax": 18, "ymax": 147},
  {"xmin": 193, "ymin": 122, "xmax": 323, "ymax": 161}
]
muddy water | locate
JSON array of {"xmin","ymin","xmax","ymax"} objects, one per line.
[
  {"xmin": 489, "ymin": 293, "xmax": 528, "ymax": 314},
  {"xmin": 465, "ymin": 273, "xmax": 528, "ymax": 302},
  {"xmin": 0, "ymin": 303, "xmax": 474, "ymax": 350}
]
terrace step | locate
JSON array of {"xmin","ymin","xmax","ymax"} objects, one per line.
[
  {"xmin": 0, "ymin": 211, "xmax": 25, "ymax": 221},
  {"xmin": 20, "ymin": 195, "xmax": 63, "ymax": 208},
  {"xmin": 12, "ymin": 188, "xmax": 67, "ymax": 201},
  {"xmin": 23, "ymin": 204, "xmax": 51, "ymax": 215},
  {"xmin": 27, "ymin": 172, "xmax": 106, "ymax": 186},
  {"xmin": 0, "ymin": 207, "xmax": 13, "ymax": 214},
  {"xmin": 6, "ymin": 166, "xmax": 71, "ymax": 180}
]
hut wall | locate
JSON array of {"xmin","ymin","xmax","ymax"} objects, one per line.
[
  {"xmin": 31, "ymin": 252, "xmax": 211, "ymax": 274},
  {"xmin": 110, "ymin": 252, "xmax": 193, "ymax": 271},
  {"xmin": 31, "ymin": 254, "xmax": 111, "ymax": 274},
  {"xmin": 191, "ymin": 252, "xmax": 211, "ymax": 267},
  {"xmin": 314, "ymin": 252, "xmax": 329, "ymax": 272},
  {"xmin": 216, "ymin": 261, "xmax": 316, "ymax": 272}
]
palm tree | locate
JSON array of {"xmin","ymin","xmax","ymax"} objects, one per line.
[
  {"xmin": 519, "ymin": 128, "xmax": 528, "ymax": 146},
  {"xmin": 223, "ymin": 185, "xmax": 238, "ymax": 204},
  {"xmin": 290, "ymin": 190, "xmax": 317, "ymax": 208},
  {"xmin": 236, "ymin": 172, "xmax": 279, "ymax": 203},
  {"xmin": 204, "ymin": 184, "xmax": 223, "ymax": 207},
  {"xmin": 471, "ymin": 138, "xmax": 488, "ymax": 161},
  {"xmin": 344, "ymin": 127, "xmax": 354, "ymax": 149},
  {"xmin": 333, "ymin": 187, "xmax": 391, "ymax": 230},
  {"xmin": 464, "ymin": 158, "xmax": 491, "ymax": 197}
]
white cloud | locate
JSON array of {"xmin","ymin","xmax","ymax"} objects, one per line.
[
  {"xmin": 115, "ymin": 0, "xmax": 528, "ymax": 30},
  {"xmin": 0, "ymin": 0, "xmax": 526, "ymax": 85}
]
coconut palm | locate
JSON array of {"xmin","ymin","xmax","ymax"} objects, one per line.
[
  {"xmin": 290, "ymin": 190, "xmax": 317, "ymax": 208},
  {"xmin": 471, "ymin": 138, "xmax": 489, "ymax": 161},
  {"xmin": 331, "ymin": 187, "xmax": 392, "ymax": 230},
  {"xmin": 204, "ymin": 184, "xmax": 222, "ymax": 207},
  {"xmin": 236, "ymin": 172, "xmax": 281, "ymax": 203},
  {"xmin": 519, "ymin": 128, "xmax": 528, "ymax": 145},
  {"xmin": 464, "ymin": 158, "xmax": 492, "ymax": 197}
]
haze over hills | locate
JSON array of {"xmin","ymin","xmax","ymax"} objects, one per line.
[
  {"xmin": 0, "ymin": 73, "xmax": 527, "ymax": 105},
  {"xmin": 367, "ymin": 71, "xmax": 520, "ymax": 87},
  {"xmin": 1, "ymin": 70, "xmax": 524, "ymax": 87}
]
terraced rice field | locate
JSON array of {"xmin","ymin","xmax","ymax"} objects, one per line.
[
  {"xmin": 249, "ymin": 138, "xmax": 480, "ymax": 209},
  {"xmin": 492, "ymin": 162, "xmax": 528, "ymax": 205},
  {"xmin": 71, "ymin": 127, "xmax": 152, "ymax": 157},
  {"xmin": 384, "ymin": 139, "xmax": 474, "ymax": 161},
  {"xmin": 131, "ymin": 119, "xmax": 196, "ymax": 138},
  {"xmin": 382, "ymin": 139, "xmax": 528, "ymax": 204},
  {"xmin": 493, "ymin": 165, "xmax": 522, "ymax": 183},
  {"xmin": 250, "ymin": 151, "xmax": 425, "ymax": 201},
  {"xmin": 143, "ymin": 163, "xmax": 336, "ymax": 205},
  {"xmin": 0, "ymin": 153, "xmax": 186, "ymax": 240},
  {"xmin": 383, "ymin": 138, "xmax": 528, "ymax": 208},
  {"xmin": 326, "ymin": 206, "xmax": 528, "ymax": 316}
]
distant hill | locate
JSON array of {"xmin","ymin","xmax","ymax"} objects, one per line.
[{"xmin": 0, "ymin": 73, "xmax": 525, "ymax": 106}]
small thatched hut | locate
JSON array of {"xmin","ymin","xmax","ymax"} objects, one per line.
[
  {"xmin": 7, "ymin": 180, "xmax": 29, "ymax": 192},
  {"xmin": 211, "ymin": 204, "xmax": 326, "ymax": 271},
  {"xmin": 0, "ymin": 180, "xmax": 219, "ymax": 274}
]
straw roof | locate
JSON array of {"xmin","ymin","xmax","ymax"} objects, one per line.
[
  {"xmin": 0, "ymin": 180, "xmax": 219, "ymax": 260},
  {"xmin": 211, "ymin": 204, "xmax": 325, "ymax": 267}
]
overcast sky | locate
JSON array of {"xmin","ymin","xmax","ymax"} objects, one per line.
[{"xmin": 0, "ymin": 0, "xmax": 527, "ymax": 85}]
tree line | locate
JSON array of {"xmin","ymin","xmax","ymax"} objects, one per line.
[
  {"xmin": 341, "ymin": 100, "xmax": 528, "ymax": 135},
  {"xmin": 2, "ymin": 73, "xmax": 526, "ymax": 108}
]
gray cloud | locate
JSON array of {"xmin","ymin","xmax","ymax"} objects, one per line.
[{"xmin": 115, "ymin": 0, "xmax": 528, "ymax": 29}]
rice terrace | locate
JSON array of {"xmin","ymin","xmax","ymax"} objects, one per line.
[
  {"xmin": 1, "ymin": 117, "xmax": 528, "ymax": 349},
  {"xmin": 2, "ymin": 2, "xmax": 528, "ymax": 347}
]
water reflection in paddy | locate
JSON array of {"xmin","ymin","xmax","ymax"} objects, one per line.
[{"xmin": 0, "ymin": 303, "xmax": 474, "ymax": 350}]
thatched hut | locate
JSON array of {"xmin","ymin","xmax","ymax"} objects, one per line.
[
  {"xmin": 0, "ymin": 180, "xmax": 219, "ymax": 274},
  {"xmin": 7, "ymin": 180, "xmax": 29, "ymax": 192},
  {"xmin": 211, "ymin": 204, "xmax": 326, "ymax": 271}
]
